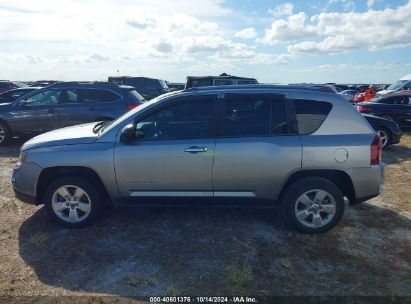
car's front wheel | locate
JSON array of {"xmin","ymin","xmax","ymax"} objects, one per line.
[
  {"xmin": 282, "ymin": 177, "xmax": 345, "ymax": 233},
  {"xmin": 44, "ymin": 176, "xmax": 104, "ymax": 228}
]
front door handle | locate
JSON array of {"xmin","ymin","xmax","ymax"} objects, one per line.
[
  {"xmin": 184, "ymin": 146, "xmax": 208, "ymax": 153},
  {"xmin": 47, "ymin": 108, "xmax": 56, "ymax": 114},
  {"xmin": 89, "ymin": 106, "xmax": 96, "ymax": 111}
]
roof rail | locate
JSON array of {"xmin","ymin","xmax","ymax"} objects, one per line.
[
  {"xmin": 48, "ymin": 81, "xmax": 120, "ymax": 88},
  {"xmin": 184, "ymin": 84, "xmax": 336, "ymax": 93}
]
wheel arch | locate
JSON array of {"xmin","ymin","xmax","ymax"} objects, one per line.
[
  {"xmin": 37, "ymin": 166, "xmax": 110, "ymax": 203},
  {"xmin": 279, "ymin": 169, "xmax": 356, "ymax": 204}
]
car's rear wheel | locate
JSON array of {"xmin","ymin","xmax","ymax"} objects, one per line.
[
  {"xmin": 44, "ymin": 176, "xmax": 104, "ymax": 228},
  {"xmin": 375, "ymin": 127, "xmax": 390, "ymax": 149},
  {"xmin": 282, "ymin": 177, "xmax": 345, "ymax": 233},
  {"xmin": 0, "ymin": 121, "xmax": 12, "ymax": 146}
]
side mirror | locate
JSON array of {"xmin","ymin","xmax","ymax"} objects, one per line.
[{"xmin": 120, "ymin": 124, "xmax": 136, "ymax": 142}]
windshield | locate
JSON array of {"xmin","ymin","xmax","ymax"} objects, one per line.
[
  {"xmin": 99, "ymin": 93, "xmax": 170, "ymax": 135},
  {"xmin": 387, "ymin": 80, "xmax": 408, "ymax": 91}
]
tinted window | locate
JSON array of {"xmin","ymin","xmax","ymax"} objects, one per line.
[
  {"xmin": 0, "ymin": 82, "xmax": 12, "ymax": 89},
  {"xmin": 61, "ymin": 89, "xmax": 119, "ymax": 103},
  {"xmin": 238, "ymin": 80, "xmax": 257, "ymax": 85},
  {"xmin": 295, "ymin": 100, "xmax": 332, "ymax": 134},
  {"xmin": 223, "ymin": 98, "xmax": 270, "ymax": 137},
  {"xmin": 215, "ymin": 79, "xmax": 234, "ymax": 86},
  {"xmin": 136, "ymin": 99, "xmax": 213, "ymax": 140},
  {"xmin": 191, "ymin": 79, "xmax": 212, "ymax": 87},
  {"xmin": 145, "ymin": 79, "xmax": 161, "ymax": 90},
  {"xmin": 25, "ymin": 90, "xmax": 61, "ymax": 106}
]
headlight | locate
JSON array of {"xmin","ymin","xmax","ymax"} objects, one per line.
[{"xmin": 16, "ymin": 152, "xmax": 27, "ymax": 166}]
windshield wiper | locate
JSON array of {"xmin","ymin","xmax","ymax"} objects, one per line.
[{"xmin": 93, "ymin": 121, "xmax": 111, "ymax": 134}]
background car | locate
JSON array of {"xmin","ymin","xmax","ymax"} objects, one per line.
[
  {"xmin": 0, "ymin": 87, "xmax": 41, "ymax": 104},
  {"xmin": 30, "ymin": 80, "xmax": 59, "ymax": 87},
  {"xmin": 0, "ymin": 81, "xmax": 145, "ymax": 145},
  {"xmin": 108, "ymin": 76, "xmax": 169, "ymax": 100},
  {"xmin": 185, "ymin": 74, "xmax": 258, "ymax": 89},
  {"xmin": 0, "ymin": 80, "xmax": 27, "ymax": 93},
  {"xmin": 356, "ymin": 92, "xmax": 411, "ymax": 127},
  {"xmin": 362, "ymin": 114, "xmax": 402, "ymax": 149},
  {"xmin": 378, "ymin": 74, "xmax": 411, "ymax": 95}
]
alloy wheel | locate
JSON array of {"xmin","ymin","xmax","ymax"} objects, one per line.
[
  {"xmin": 294, "ymin": 189, "xmax": 337, "ymax": 228},
  {"xmin": 51, "ymin": 185, "xmax": 91, "ymax": 223}
]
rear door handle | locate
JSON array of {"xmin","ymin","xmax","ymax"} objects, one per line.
[
  {"xmin": 89, "ymin": 106, "xmax": 96, "ymax": 111},
  {"xmin": 47, "ymin": 108, "xmax": 56, "ymax": 114},
  {"xmin": 184, "ymin": 146, "xmax": 208, "ymax": 153}
]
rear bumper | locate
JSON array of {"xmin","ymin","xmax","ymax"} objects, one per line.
[{"xmin": 347, "ymin": 163, "xmax": 385, "ymax": 204}]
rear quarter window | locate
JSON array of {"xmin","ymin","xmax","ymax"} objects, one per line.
[{"xmin": 295, "ymin": 100, "xmax": 332, "ymax": 134}]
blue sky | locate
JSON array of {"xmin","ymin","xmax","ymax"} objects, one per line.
[{"xmin": 0, "ymin": 0, "xmax": 410, "ymax": 84}]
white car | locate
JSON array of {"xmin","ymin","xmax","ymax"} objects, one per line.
[{"xmin": 378, "ymin": 74, "xmax": 411, "ymax": 95}]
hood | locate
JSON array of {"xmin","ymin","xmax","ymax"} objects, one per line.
[
  {"xmin": 377, "ymin": 89, "xmax": 394, "ymax": 95},
  {"xmin": 21, "ymin": 122, "xmax": 99, "ymax": 151}
]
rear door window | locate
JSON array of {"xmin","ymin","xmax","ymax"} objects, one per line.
[
  {"xmin": 79, "ymin": 89, "xmax": 120, "ymax": 102},
  {"xmin": 295, "ymin": 100, "xmax": 332, "ymax": 134},
  {"xmin": 222, "ymin": 94, "xmax": 288, "ymax": 137}
]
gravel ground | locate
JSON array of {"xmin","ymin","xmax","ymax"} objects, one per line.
[{"xmin": 0, "ymin": 134, "xmax": 410, "ymax": 303}]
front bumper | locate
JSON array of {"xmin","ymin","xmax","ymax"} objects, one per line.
[
  {"xmin": 14, "ymin": 189, "xmax": 38, "ymax": 205},
  {"xmin": 12, "ymin": 162, "xmax": 42, "ymax": 205}
]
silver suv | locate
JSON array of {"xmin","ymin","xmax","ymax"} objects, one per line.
[{"xmin": 12, "ymin": 85, "xmax": 385, "ymax": 233}]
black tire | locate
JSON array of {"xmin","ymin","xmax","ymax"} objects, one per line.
[
  {"xmin": 44, "ymin": 175, "xmax": 104, "ymax": 228},
  {"xmin": 0, "ymin": 120, "xmax": 12, "ymax": 146},
  {"xmin": 281, "ymin": 177, "xmax": 345, "ymax": 234},
  {"xmin": 375, "ymin": 127, "xmax": 391, "ymax": 149}
]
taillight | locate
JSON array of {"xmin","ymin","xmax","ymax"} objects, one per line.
[
  {"xmin": 371, "ymin": 134, "xmax": 382, "ymax": 165},
  {"xmin": 356, "ymin": 105, "xmax": 372, "ymax": 112},
  {"xmin": 127, "ymin": 103, "xmax": 138, "ymax": 110}
]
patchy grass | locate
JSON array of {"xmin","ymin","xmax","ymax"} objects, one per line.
[{"xmin": 225, "ymin": 260, "xmax": 254, "ymax": 287}]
